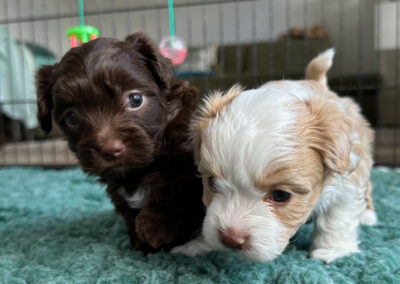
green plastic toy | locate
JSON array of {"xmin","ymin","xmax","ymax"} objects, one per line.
[{"xmin": 66, "ymin": 0, "xmax": 99, "ymax": 48}]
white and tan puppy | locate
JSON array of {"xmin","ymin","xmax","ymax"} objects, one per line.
[{"xmin": 172, "ymin": 49, "xmax": 377, "ymax": 263}]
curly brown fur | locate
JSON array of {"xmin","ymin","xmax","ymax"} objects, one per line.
[{"xmin": 35, "ymin": 32, "xmax": 204, "ymax": 252}]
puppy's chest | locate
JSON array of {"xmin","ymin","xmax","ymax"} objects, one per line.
[
  {"xmin": 118, "ymin": 186, "xmax": 148, "ymax": 209},
  {"xmin": 116, "ymin": 170, "xmax": 165, "ymax": 209}
]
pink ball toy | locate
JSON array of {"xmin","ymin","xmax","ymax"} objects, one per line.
[{"xmin": 159, "ymin": 36, "xmax": 187, "ymax": 66}]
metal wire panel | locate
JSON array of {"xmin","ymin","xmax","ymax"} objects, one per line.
[{"xmin": 0, "ymin": 0, "xmax": 398, "ymax": 166}]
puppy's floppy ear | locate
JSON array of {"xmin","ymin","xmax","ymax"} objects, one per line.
[
  {"xmin": 166, "ymin": 81, "xmax": 198, "ymax": 120},
  {"xmin": 306, "ymin": 97, "xmax": 352, "ymax": 174},
  {"xmin": 163, "ymin": 81, "xmax": 199, "ymax": 152},
  {"xmin": 36, "ymin": 64, "xmax": 56, "ymax": 134},
  {"xmin": 124, "ymin": 32, "xmax": 173, "ymax": 91},
  {"xmin": 191, "ymin": 85, "xmax": 243, "ymax": 162}
]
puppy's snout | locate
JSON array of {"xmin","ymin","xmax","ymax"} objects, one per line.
[
  {"xmin": 101, "ymin": 139, "xmax": 126, "ymax": 158},
  {"xmin": 219, "ymin": 228, "xmax": 249, "ymax": 250}
]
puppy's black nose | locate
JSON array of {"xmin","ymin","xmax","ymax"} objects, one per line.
[
  {"xmin": 101, "ymin": 139, "xmax": 125, "ymax": 158},
  {"xmin": 219, "ymin": 228, "xmax": 248, "ymax": 250}
]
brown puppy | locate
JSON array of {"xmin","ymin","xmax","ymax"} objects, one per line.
[{"xmin": 35, "ymin": 32, "xmax": 204, "ymax": 252}]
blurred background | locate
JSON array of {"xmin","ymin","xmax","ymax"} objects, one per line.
[{"xmin": 0, "ymin": 0, "xmax": 399, "ymax": 167}]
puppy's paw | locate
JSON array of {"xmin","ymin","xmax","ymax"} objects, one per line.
[
  {"xmin": 171, "ymin": 237, "xmax": 212, "ymax": 257},
  {"xmin": 135, "ymin": 212, "xmax": 178, "ymax": 248},
  {"xmin": 131, "ymin": 237, "xmax": 159, "ymax": 253},
  {"xmin": 360, "ymin": 209, "xmax": 377, "ymax": 226},
  {"xmin": 310, "ymin": 246, "xmax": 359, "ymax": 263}
]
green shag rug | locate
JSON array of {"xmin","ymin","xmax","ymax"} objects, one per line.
[{"xmin": 0, "ymin": 167, "xmax": 400, "ymax": 284}]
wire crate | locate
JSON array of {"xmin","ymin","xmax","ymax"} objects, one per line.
[{"xmin": 0, "ymin": 0, "xmax": 399, "ymax": 167}]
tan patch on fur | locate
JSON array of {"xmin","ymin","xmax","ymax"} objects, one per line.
[
  {"xmin": 191, "ymin": 85, "xmax": 242, "ymax": 207},
  {"xmin": 301, "ymin": 80, "xmax": 375, "ymax": 217},
  {"xmin": 256, "ymin": 145, "xmax": 324, "ymax": 229},
  {"xmin": 304, "ymin": 83, "xmax": 375, "ymax": 213},
  {"xmin": 256, "ymin": 79, "xmax": 375, "ymax": 230},
  {"xmin": 364, "ymin": 181, "xmax": 374, "ymax": 210},
  {"xmin": 306, "ymin": 60, "xmax": 328, "ymax": 85},
  {"xmin": 305, "ymin": 49, "xmax": 333, "ymax": 86},
  {"xmin": 333, "ymin": 96, "xmax": 374, "ymax": 211},
  {"xmin": 199, "ymin": 84, "xmax": 243, "ymax": 123},
  {"xmin": 301, "ymin": 80, "xmax": 375, "ymax": 215},
  {"xmin": 191, "ymin": 85, "xmax": 243, "ymax": 163},
  {"xmin": 297, "ymin": 81, "xmax": 353, "ymax": 173}
]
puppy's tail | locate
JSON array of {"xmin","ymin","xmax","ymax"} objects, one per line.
[{"xmin": 305, "ymin": 48, "xmax": 334, "ymax": 87}]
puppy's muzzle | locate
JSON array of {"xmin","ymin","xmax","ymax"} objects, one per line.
[
  {"xmin": 100, "ymin": 139, "xmax": 126, "ymax": 158},
  {"xmin": 219, "ymin": 227, "xmax": 249, "ymax": 250}
]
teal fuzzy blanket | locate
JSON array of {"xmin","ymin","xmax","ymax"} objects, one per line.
[{"xmin": 1, "ymin": 167, "xmax": 399, "ymax": 283}]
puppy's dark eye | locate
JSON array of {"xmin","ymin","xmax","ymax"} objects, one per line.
[
  {"xmin": 271, "ymin": 190, "xmax": 291, "ymax": 202},
  {"xmin": 128, "ymin": 93, "xmax": 143, "ymax": 109},
  {"xmin": 65, "ymin": 111, "xmax": 78, "ymax": 126},
  {"xmin": 208, "ymin": 176, "xmax": 217, "ymax": 188}
]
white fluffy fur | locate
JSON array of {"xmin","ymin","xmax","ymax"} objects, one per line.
[
  {"xmin": 360, "ymin": 209, "xmax": 377, "ymax": 226},
  {"xmin": 311, "ymin": 174, "xmax": 365, "ymax": 262},
  {"xmin": 118, "ymin": 186, "xmax": 147, "ymax": 209},
  {"xmin": 173, "ymin": 83, "xmax": 312, "ymax": 262},
  {"xmin": 201, "ymin": 82, "xmax": 309, "ymax": 183},
  {"xmin": 172, "ymin": 49, "xmax": 375, "ymax": 263}
]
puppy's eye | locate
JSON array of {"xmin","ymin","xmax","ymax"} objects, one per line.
[
  {"xmin": 208, "ymin": 176, "xmax": 217, "ymax": 188},
  {"xmin": 127, "ymin": 93, "xmax": 143, "ymax": 109},
  {"xmin": 271, "ymin": 190, "xmax": 291, "ymax": 202},
  {"xmin": 65, "ymin": 111, "xmax": 78, "ymax": 126}
]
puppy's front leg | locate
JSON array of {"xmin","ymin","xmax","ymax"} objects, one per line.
[
  {"xmin": 135, "ymin": 202, "xmax": 181, "ymax": 248},
  {"xmin": 123, "ymin": 210, "xmax": 159, "ymax": 253},
  {"xmin": 310, "ymin": 191, "xmax": 364, "ymax": 263},
  {"xmin": 171, "ymin": 235, "xmax": 212, "ymax": 256}
]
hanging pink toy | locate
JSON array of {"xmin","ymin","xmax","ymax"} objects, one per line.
[{"xmin": 159, "ymin": 0, "xmax": 187, "ymax": 66}]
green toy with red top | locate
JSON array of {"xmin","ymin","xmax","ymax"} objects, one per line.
[{"xmin": 66, "ymin": 0, "xmax": 99, "ymax": 48}]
